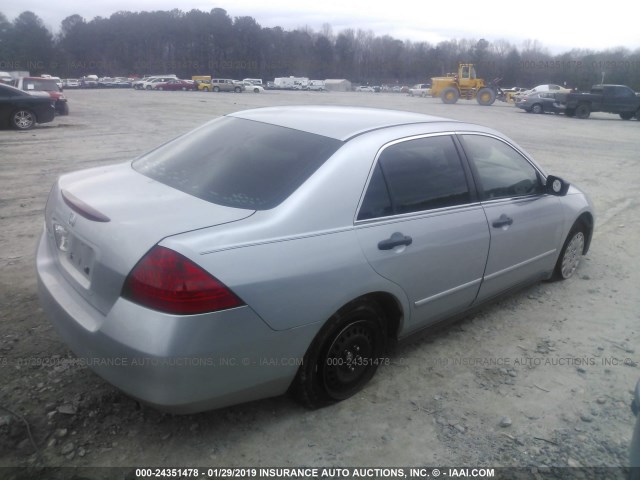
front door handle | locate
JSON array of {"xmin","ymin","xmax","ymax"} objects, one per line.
[
  {"xmin": 378, "ymin": 232, "xmax": 413, "ymax": 250},
  {"xmin": 492, "ymin": 214, "xmax": 513, "ymax": 228}
]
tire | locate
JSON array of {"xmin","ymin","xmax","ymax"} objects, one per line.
[
  {"xmin": 213, "ymin": 86, "xmax": 220, "ymax": 92},
  {"xmin": 441, "ymin": 87, "xmax": 460, "ymax": 104},
  {"xmin": 11, "ymin": 109, "xmax": 36, "ymax": 130},
  {"xmin": 575, "ymin": 103, "xmax": 590, "ymax": 119},
  {"xmin": 157, "ymin": 87, "xmax": 163, "ymax": 91},
  {"xmin": 292, "ymin": 299, "xmax": 387, "ymax": 408},
  {"xmin": 553, "ymin": 226, "xmax": 586, "ymax": 280},
  {"xmin": 181, "ymin": 87, "xmax": 187, "ymax": 91},
  {"xmin": 565, "ymin": 109, "xmax": 575, "ymax": 117},
  {"xmin": 531, "ymin": 103, "xmax": 543, "ymax": 114},
  {"xmin": 620, "ymin": 112, "xmax": 634, "ymax": 120},
  {"xmin": 202, "ymin": 87, "xmax": 210, "ymax": 92},
  {"xmin": 253, "ymin": 88, "xmax": 259, "ymax": 93},
  {"xmin": 476, "ymin": 87, "xmax": 496, "ymax": 106},
  {"xmin": 145, "ymin": 85, "xmax": 152, "ymax": 90},
  {"xmin": 234, "ymin": 86, "xmax": 242, "ymax": 93}
]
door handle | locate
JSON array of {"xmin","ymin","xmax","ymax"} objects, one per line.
[
  {"xmin": 492, "ymin": 214, "xmax": 513, "ymax": 228},
  {"xmin": 378, "ymin": 232, "xmax": 413, "ymax": 250}
]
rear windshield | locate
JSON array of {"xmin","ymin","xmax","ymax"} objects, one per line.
[
  {"xmin": 22, "ymin": 78, "xmax": 60, "ymax": 92},
  {"xmin": 132, "ymin": 117, "xmax": 342, "ymax": 210}
]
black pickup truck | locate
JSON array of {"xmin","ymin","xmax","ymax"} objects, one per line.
[{"xmin": 559, "ymin": 84, "xmax": 640, "ymax": 120}]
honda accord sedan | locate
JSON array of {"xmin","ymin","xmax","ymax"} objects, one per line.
[{"xmin": 37, "ymin": 106, "xmax": 594, "ymax": 413}]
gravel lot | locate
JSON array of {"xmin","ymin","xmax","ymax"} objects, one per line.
[{"xmin": 1, "ymin": 89, "xmax": 639, "ymax": 477}]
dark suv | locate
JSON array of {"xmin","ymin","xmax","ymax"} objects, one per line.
[{"xmin": 13, "ymin": 77, "xmax": 69, "ymax": 115}]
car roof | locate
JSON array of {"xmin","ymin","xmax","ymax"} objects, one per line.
[{"xmin": 228, "ymin": 106, "xmax": 458, "ymax": 141}]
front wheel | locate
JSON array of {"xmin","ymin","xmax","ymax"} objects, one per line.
[
  {"xmin": 213, "ymin": 86, "xmax": 220, "ymax": 92},
  {"xmin": 292, "ymin": 299, "xmax": 386, "ymax": 408},
  {"xmin": 441, "ymin": 87, "xmax": 460, "ymax": 104},
  {"xmin": 476, "ymin": 87, "xmax": 496, "ymax": 106},
  {"xmin": 234, "ymin": 86, "xmax": 242, "ymax": 93},
  {"xmin": 553, "ymin": 227, "xmax": 586, "ymax": 280},
  {"xmin": 531, "ymin": 103, "xmax": 543, "ymax": 114},
  {"xmin": 575, "ymin": 104, "xmax": 590, "ymax": 119},
  {"xmin": 11, "ymin": 110, "xmax": 36, "ymax": 130}
]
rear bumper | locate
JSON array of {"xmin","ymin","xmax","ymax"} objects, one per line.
[{"xmin": 36, "ymin": 231, "xmax": 316, "ymax": 413}]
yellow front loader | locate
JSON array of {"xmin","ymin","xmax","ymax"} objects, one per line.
[{"xmin": 430, "ymin": 64, "xmax": 502, "ymax": 106}]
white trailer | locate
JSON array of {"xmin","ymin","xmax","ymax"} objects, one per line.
[{"xmin": 274, "ymin": 76, "xmax": 309, "ymax": 90}]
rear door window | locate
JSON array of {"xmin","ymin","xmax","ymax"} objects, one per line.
[{"xmin": 358, "ymin": 135, "xmax": 471, "ymax": 220}]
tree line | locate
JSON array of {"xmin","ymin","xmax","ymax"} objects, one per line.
[{"xmin": 1, "ymin": 9, "xmax": 640, "ymax": 90}]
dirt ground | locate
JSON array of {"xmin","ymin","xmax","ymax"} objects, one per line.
[{"xmin": 0, "ymin": 89, "xmax": 639, "ymax": 477}]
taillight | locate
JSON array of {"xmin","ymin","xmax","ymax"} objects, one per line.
[{"xmin": 121, "ymin": 246, "xmax": 243, "ymax": 315}]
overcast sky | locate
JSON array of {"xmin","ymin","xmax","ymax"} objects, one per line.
[{"xmin": 3, "ymin": 0, "xmax": 640, "ymax": 54}]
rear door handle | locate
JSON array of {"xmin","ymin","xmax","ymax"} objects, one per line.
[
  {"xmin": 492, "ymin": 214, "xmax": 513, "ymax": 228},
  {"xmin": 378, "ymin": 232, "xmax": 413, "ymax": 250}
]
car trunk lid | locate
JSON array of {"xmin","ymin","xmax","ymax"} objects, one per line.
[{"xmin": 44, "ymin": 162, "xmax": 254, "ymax": 314}]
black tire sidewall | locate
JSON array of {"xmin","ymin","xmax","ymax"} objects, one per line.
[
  {"xmin": 293, "ymin": 299, "xmax": 386, "ymax": 407},
  {"xmin": 553, "ymin": 226, "xmax": 586, "ymax": 280}
]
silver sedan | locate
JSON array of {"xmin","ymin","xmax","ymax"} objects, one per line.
[{"xmin": 37, "ymin": 106, "xmax": 594, "ymax": 413}]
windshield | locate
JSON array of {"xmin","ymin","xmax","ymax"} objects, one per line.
[{"xmin": 133, "ymin": 117, "xmax": 342, "ymax": 210}]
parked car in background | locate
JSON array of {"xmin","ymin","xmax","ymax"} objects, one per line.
[
  {"xmin": 80, "ymin": 75, "xmax": 99, "ymax": 88},
  {"xmin": 63, "ymin": 79, "xmax": 80, "ymax": 88},
  {"xmin": 37, "ymin": 106, "xmax": 593, "ymax": 413},
  {"xmin": 154, "ymin": 79, "xmax": 197, "ymax": 91},
  {"xmin": 308, "ymin": 80, "xmax": 326, "ymax": 91},
  {"xmin": 242, "ymin": 81, "xmax": 264, "ymax": 93},
  {"xmin": 1, "ymin": 71, "xmax": 15, "ymax": 84},
  {"xmin": 409, "ymin": 83, "xmax": 431, "ymax": 97},
  {"xmin": 558, "ymin": 84, "xmax": 640, "ymax": 120},
  {"xmin": 242, "ymin": 78, "xmax": 263, "ymax": 86},
  {"xmin": 13, "ymin": 76, "xmax": 69, "ymax": 115},
  {"xmin": 133, "ymin": 75, "xmax": 177, "ymax": 90},
  {"xmin": 515, "ymin": 92, "xmax": 564, "ymax": 114},
  {"xmin": 0, "ymin": 83, "xmax": 55, "ymax": 129},
  {"xmin": 515, "ymin": 84, "xmax": 571, "ymax": 102},
  {"xmin": 204, "ymin": 79, "xmax": 243, "ymax": 93},
  {"xmin": 356, "ymin": 86, "xmax": 375, "ymax": 92}
]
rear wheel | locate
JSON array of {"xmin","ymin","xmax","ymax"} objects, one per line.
[
  {"xmin": 157, "ymin": 86, "xmax": 163, "ymax": 91},
  {"xmin": 575, "ymin": 104, "xmax": 591, "ymax": 119},
  {"xmin": 476, "ymin": 87, "xmax": 496, "ymax": 106},
  {"xmin": 202, "ymin": 86, "xmax": 210, "ymax": 92},
  {"xmin": 11, "ymin": 109, "xmax": 36, "ymax": 130},
  {"xmin": 565, "ymin": 108, "xmax": 575, "ymax": 117},
  {"xmin": 213, "ymin": 86, "xmax": 220, "ymax": 92},
  {"xmin": 441, "ymin": 87, "xmax": 460, "ymax": 104},
  {"xmin": 531, "ymin": 103, "xmax": 543, "ymax": 114},
  {"xmin": 620, "ymin": 112, "xmax": 634, "ymax": 120},
  {"xmin": 553, "ymin": 226, "xmax": 586, "ymax": 280},
  {"xmin": 234, "ymin": 86, "xmax": 242, "ymax": 93},
  {"xmin": 292, "ymin": 299, "xmax": 387, "ymax": 408}
]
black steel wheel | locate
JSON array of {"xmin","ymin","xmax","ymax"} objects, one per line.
[{"xmin": 292, "ymin": 299, "xmax": 386, "ymax": 408}]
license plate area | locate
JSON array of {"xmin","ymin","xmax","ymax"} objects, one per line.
[{"xmin": 53, "ymin": 222, "xmax": 95, "ymax": 286}]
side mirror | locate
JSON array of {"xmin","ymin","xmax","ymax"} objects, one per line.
[{"xmin": 545, "ymin": 175, "xmax": 570, "ymax": 196}]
